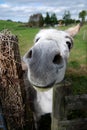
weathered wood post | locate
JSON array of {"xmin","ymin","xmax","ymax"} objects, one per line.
[
  {"xmin": 51, "ymin": 81, "xmax": 87, "ymax": 130},
  {"xmin": 0, "ymin": 30, "xmax": 34, "ymax": 130},
  {"xmin": 51, "ymin": 81, "xmax": 72, "ymax": 130}
]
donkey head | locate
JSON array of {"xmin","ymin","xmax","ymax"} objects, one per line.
[{"xmin": 23, "ymin": 24, "xmax": 81, "ymax": 91}]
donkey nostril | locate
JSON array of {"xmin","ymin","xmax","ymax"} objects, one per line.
[
  {"xmin": 27, "ymin": 50, "xmax": 32, "ymax": 58},
  {"xmin": 53, "ymin": 53, "xmax": 62, "ymax": 64}
]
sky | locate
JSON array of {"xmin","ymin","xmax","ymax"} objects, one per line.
[{"xmin": 0, "ymin": 0, "xmax": 87, "ymax": 22}]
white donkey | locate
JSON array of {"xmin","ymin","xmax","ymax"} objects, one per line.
[{"xmin": 23, "ymin": 24, "xmax": 81, "ymax": 128}]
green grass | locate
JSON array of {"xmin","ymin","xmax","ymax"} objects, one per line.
[
  {"xmin": 0, "ymin": 20, "xmax": 21, "ymax": 31},
  {"xmin": 0, "ymin": 20, "xmax": 87, "ymax": 94},
  {"xmin": 14, "ymin": 28, "xmax": 39, "ymax": 55}
]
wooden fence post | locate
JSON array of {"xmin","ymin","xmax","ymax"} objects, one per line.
[
  {"xmin": 51, "ymin": 81, "xmax": 87, "ymax": 130},
  {"xmin": 0, "ymin": 30, "xmax": 34, "ymax": 130},
  {"xmin": 51, "ymin": 81, "xmax": 72, "ymax": 130}
]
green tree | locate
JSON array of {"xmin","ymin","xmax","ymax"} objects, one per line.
[
  {"xmin": 44, "ymin": 12, "xmax": 51, "ymax": 25},
  {"xmin": 79, "ymin": 10, "xmax": 87, "ymax": 22},
  {"xmin": 63, "ymin": 10, "xmax": 71, "ymax": 25},
  {"xmin": 50, "ymin": 13, "xmax": 58, "ymax": 26}
]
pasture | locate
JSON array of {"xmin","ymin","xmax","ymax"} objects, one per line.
[{"xmin": 0, "ymin": 20, "xmax": 87, "ymax": 94}]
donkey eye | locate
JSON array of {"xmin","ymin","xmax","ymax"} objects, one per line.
[
  {"xmin": 66, "ymin": 41, "xmax": 71, "ymax": 50},
  {"xmin": 35, "ymin": 37, "xmax": 40, "ymax": 43},
  {"xmin": 53, "ymin": 53, "xmax": 62, "ymax": 64}
]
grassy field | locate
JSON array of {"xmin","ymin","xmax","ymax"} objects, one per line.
[{"xmin": 0, "ymin": 20, "xmax": 87, "ymax": 94}]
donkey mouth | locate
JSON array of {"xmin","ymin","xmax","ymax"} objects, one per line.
[{"xmin": 31, "ymin": 81, "xmax": 55, "ymax": 91}]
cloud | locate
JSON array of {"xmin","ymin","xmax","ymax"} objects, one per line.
[{"xmin": 0, "ymin": 0, "xmax": 87, "ymax": 22}]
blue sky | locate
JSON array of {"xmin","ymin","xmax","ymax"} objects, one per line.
[{"xmin": 0, "ymin": 0, "xmax": 87, "ymax": 22}]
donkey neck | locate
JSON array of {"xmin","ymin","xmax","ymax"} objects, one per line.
[{"xmin": 36, "ymin": 88, "xmax": 53, "ymax": 115}]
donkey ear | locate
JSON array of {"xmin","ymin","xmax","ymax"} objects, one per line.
[{"xmin": 66, "ymin": 23, "xmax": 82, "ymax": 37}]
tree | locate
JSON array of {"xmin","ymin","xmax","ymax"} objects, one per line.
[
  {"xmin": 44, "ymin": 12, "xmax": 51, "ymax": 25},
  {"xmin": 50, "ymin": 13, "xmax": 58, "ymax": 26},
  {"xmin": 63, "ymin": 10, "xmax": 71, "ymax": 25},
  {"xmin": 79, "ymin": 10, "xmax": 87, "ymax": 22}
]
